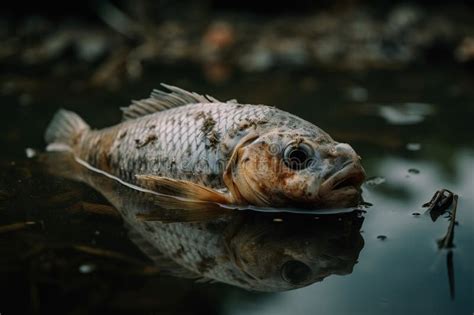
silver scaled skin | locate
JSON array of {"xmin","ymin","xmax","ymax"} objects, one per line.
[{"xmin": 45, "ymin": 84, "xmax": 366, "ymax": 209}]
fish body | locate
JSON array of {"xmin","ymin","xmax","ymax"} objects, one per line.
[
  {"xmin": 45, "ymin": 84, "xmax": 366, "ymax": 209},
  {"xmin": 44, "ymin": 152, "xmax": 365, "ymax": 291},
  {"xmin": 43, "ymin": 84, "xmax": 367, "ymax": 291}
]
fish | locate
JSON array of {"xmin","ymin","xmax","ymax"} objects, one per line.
[
  {"xmin": 42, "ymin": 152, "xmax": 365, "ymax": 291},
  {"xmin": 44, "ymin": 84, "xmax": 366, "ymax": 213}
]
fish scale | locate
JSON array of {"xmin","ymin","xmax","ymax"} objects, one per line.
[{"xmin": 82, "ymin": 102, "xmax": 280, "ymax": 188}]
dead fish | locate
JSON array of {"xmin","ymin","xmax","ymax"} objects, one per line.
[
  {"xmin": 42, "ymin": 152, "xmax": 365, "ymax": 291},
  {"xmin": 44, "ymin": 84, "xmax": 365, "ymax": 211}
]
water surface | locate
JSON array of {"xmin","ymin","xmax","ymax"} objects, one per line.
[{"xmin": 1, "ymin": 66, "xmax": 473, "ymax": 314}]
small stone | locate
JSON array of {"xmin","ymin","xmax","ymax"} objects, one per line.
[
  {"xmin": 25, "ymin": 148, "xmax": 36, "ymax": 158},
  {"xmin": 79, "ymin": 264, "xmax": 95, "ymax": 274},
  {"xmin": 408, "ymin": 168, "xmax": 420, "ymax": 174},
  {"xmin": 412, "ymin": 212, "xmax": 420, "ymax": 216},
  {"xmin": 406, "ymin": 143, "xmax": 421, "ymax": 151},
  {"xmin": 347, "ymin": 86, "xmax": 368, "ymax": 102}
]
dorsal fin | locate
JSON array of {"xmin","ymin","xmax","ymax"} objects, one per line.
[{"xmin": 121, "ymin": 83, "xmax": 222, "ymax": 121}]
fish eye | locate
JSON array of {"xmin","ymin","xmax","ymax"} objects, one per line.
[
  {"xmin": 283, "ymin": 143, "xmax": 313, "ymax": 170},
  {"xmin": 281, "ymin": 260, "xmax": 312, "ymax": 285}
]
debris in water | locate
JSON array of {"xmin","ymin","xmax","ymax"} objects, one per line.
[
  {"xmin": 0, "ymin": 221, "xmax": 36, "ymax": 234},
  {"xmin": 365, "ymin": 176, "xmax": 386, "ymax": 186},
  {"xmin": 25, "ymin": 147, "xmax": 37, "ymax": 158},
  {"xmin": 412, "ymin": 212, "xmax": 420, "ymax": 216},
  {"xmin": 423, "ymin": 189, "xmax": 454, "ymax": 222},
  {"xmin": 378, "ymin": 103, "xmax": 434, "ymax": 125},
  {"xmin": 81, "ymin": 202, "xmax": 120, "ymax": 218},
  {"xmin": 347, "ymin": 86, "xmax": 368, "ymax": 102},
  {"xmin": 437, "ymin": 195, "xmax": 458, "ymax": 250},
  {"xmin": 408, "ymin": 168, "xmax": 420, "ymax": 174},
  {"xmin": 435, "ymin": 194, "xmax": 459, "ymax": 300},
  {"xmin": 406, "ymin": 143, "xmax": 421, "ymax": 151},
  {"xmin": 377, "ymin": 235, "xmax": 387, "ymax": 241},
  {"xmin": 273, "ymin": 218, "xmax": 283, "ymax": 222},
  {"xmin": 78, "ymin": 263, "xmax": 96, "ymax": 274}
]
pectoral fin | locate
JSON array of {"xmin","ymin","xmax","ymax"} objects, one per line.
[
  {"xmin": 136, "ymin": 175, "xmax": 232, "ymax": 203},
  {"xmin": 135, "ymin": 175, "xmax": 234, "ymax": 220}
]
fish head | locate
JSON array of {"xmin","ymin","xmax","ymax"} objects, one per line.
[
  {"xmin": 230, "ymin": 131, "xmax": 365, "ymax": 208},
  {"xmin": 227, "ymin": 213, "xmax": 364, "ymax": 291}
]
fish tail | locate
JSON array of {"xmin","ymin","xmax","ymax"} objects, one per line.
[{"xmin": 44, "ymin": 109, "xmax": 90, "ymax": 152}]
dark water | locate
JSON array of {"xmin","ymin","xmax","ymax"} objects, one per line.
[{"xmin": 1, "ymin": 66, "xmax": 473, "ymax": 314}]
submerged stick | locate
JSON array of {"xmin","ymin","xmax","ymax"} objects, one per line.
[
  {"xmin": 437, "ymin": 194, "xmax": 458, "ymax": 249},
  {"xmin": 0, "ymin": 221, "xmax": 36, "ymax": 234}
]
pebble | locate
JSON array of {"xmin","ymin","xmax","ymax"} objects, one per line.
[
  {"xmin": 25, "ymin": 148, "xmax": 37, "ymax": 158},
  {"xmin": 406, "ymin": 143, "xmax": 421, "ymax": 151},
  {"xmin": 78, "ymin": 264, "xmax": 95, "ymax": 274}
]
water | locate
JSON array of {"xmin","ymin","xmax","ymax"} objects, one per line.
[{"xmin": 1, "ymin": 65, "xmax": 473, "ymax": 314}]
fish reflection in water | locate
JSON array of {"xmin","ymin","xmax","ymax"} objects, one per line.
[{"xmin": 42, "ymin": 152, "xmax": 365, "ymax": 292}]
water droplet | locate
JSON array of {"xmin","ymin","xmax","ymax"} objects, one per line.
[
  {"xmin": 377, "ymin": 235, "xmax": 387, "ymax": 240},
  {"xmin": 406, "ymin": 143, "xmax": 421, "ymax": 151},
  {"xmin": 365, "ymin": 176, "xmax": 386, "ymax": 186},
  {"xmin": 79, "ymin": 264, "xmax": 95, "ymax": 274},
  {"xmin": 408, "ymin": 168, "xmax": 420, "ymax": 174}
]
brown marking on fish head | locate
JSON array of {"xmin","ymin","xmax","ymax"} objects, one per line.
[{"xmin": 228, "ymin": 131, "xmax": 365, "ymax": 208}]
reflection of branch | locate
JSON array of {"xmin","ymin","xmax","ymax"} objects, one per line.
[
  {"xmin": 434, "ymin": 194, "xmax": 458, "ymax": 300},
  {"xmin": 423, "ymin": 190, "xmax": 459, "ymax": 300},
  {"xmin": 446, "ymin": 250, "xmax": 455, "ymax": 300},
  {"xmin": 437, "ymin": 195, "xmax": 458, "ymax": 249}
]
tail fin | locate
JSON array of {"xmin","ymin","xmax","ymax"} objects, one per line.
[{"xmin": 44, "ymin": 109, "xmax": 89, "ymax": 151}]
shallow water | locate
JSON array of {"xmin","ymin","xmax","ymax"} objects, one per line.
[{"xmin": 1, "ymin": 66, "xmax": 473, "ymax": 314}]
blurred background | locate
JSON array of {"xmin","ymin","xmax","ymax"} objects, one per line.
[
  {"xmin": 1, "ymin": 1, "xmax": 473, "ymax": 315},
  {"xmin": 1, "ymin": 0, "xmax": 473, "ymax": 89}
]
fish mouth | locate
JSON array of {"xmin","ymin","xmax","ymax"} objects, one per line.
[{"xmin": 319, "ymin": 162, "xmax": 366, "ymax": 198}]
